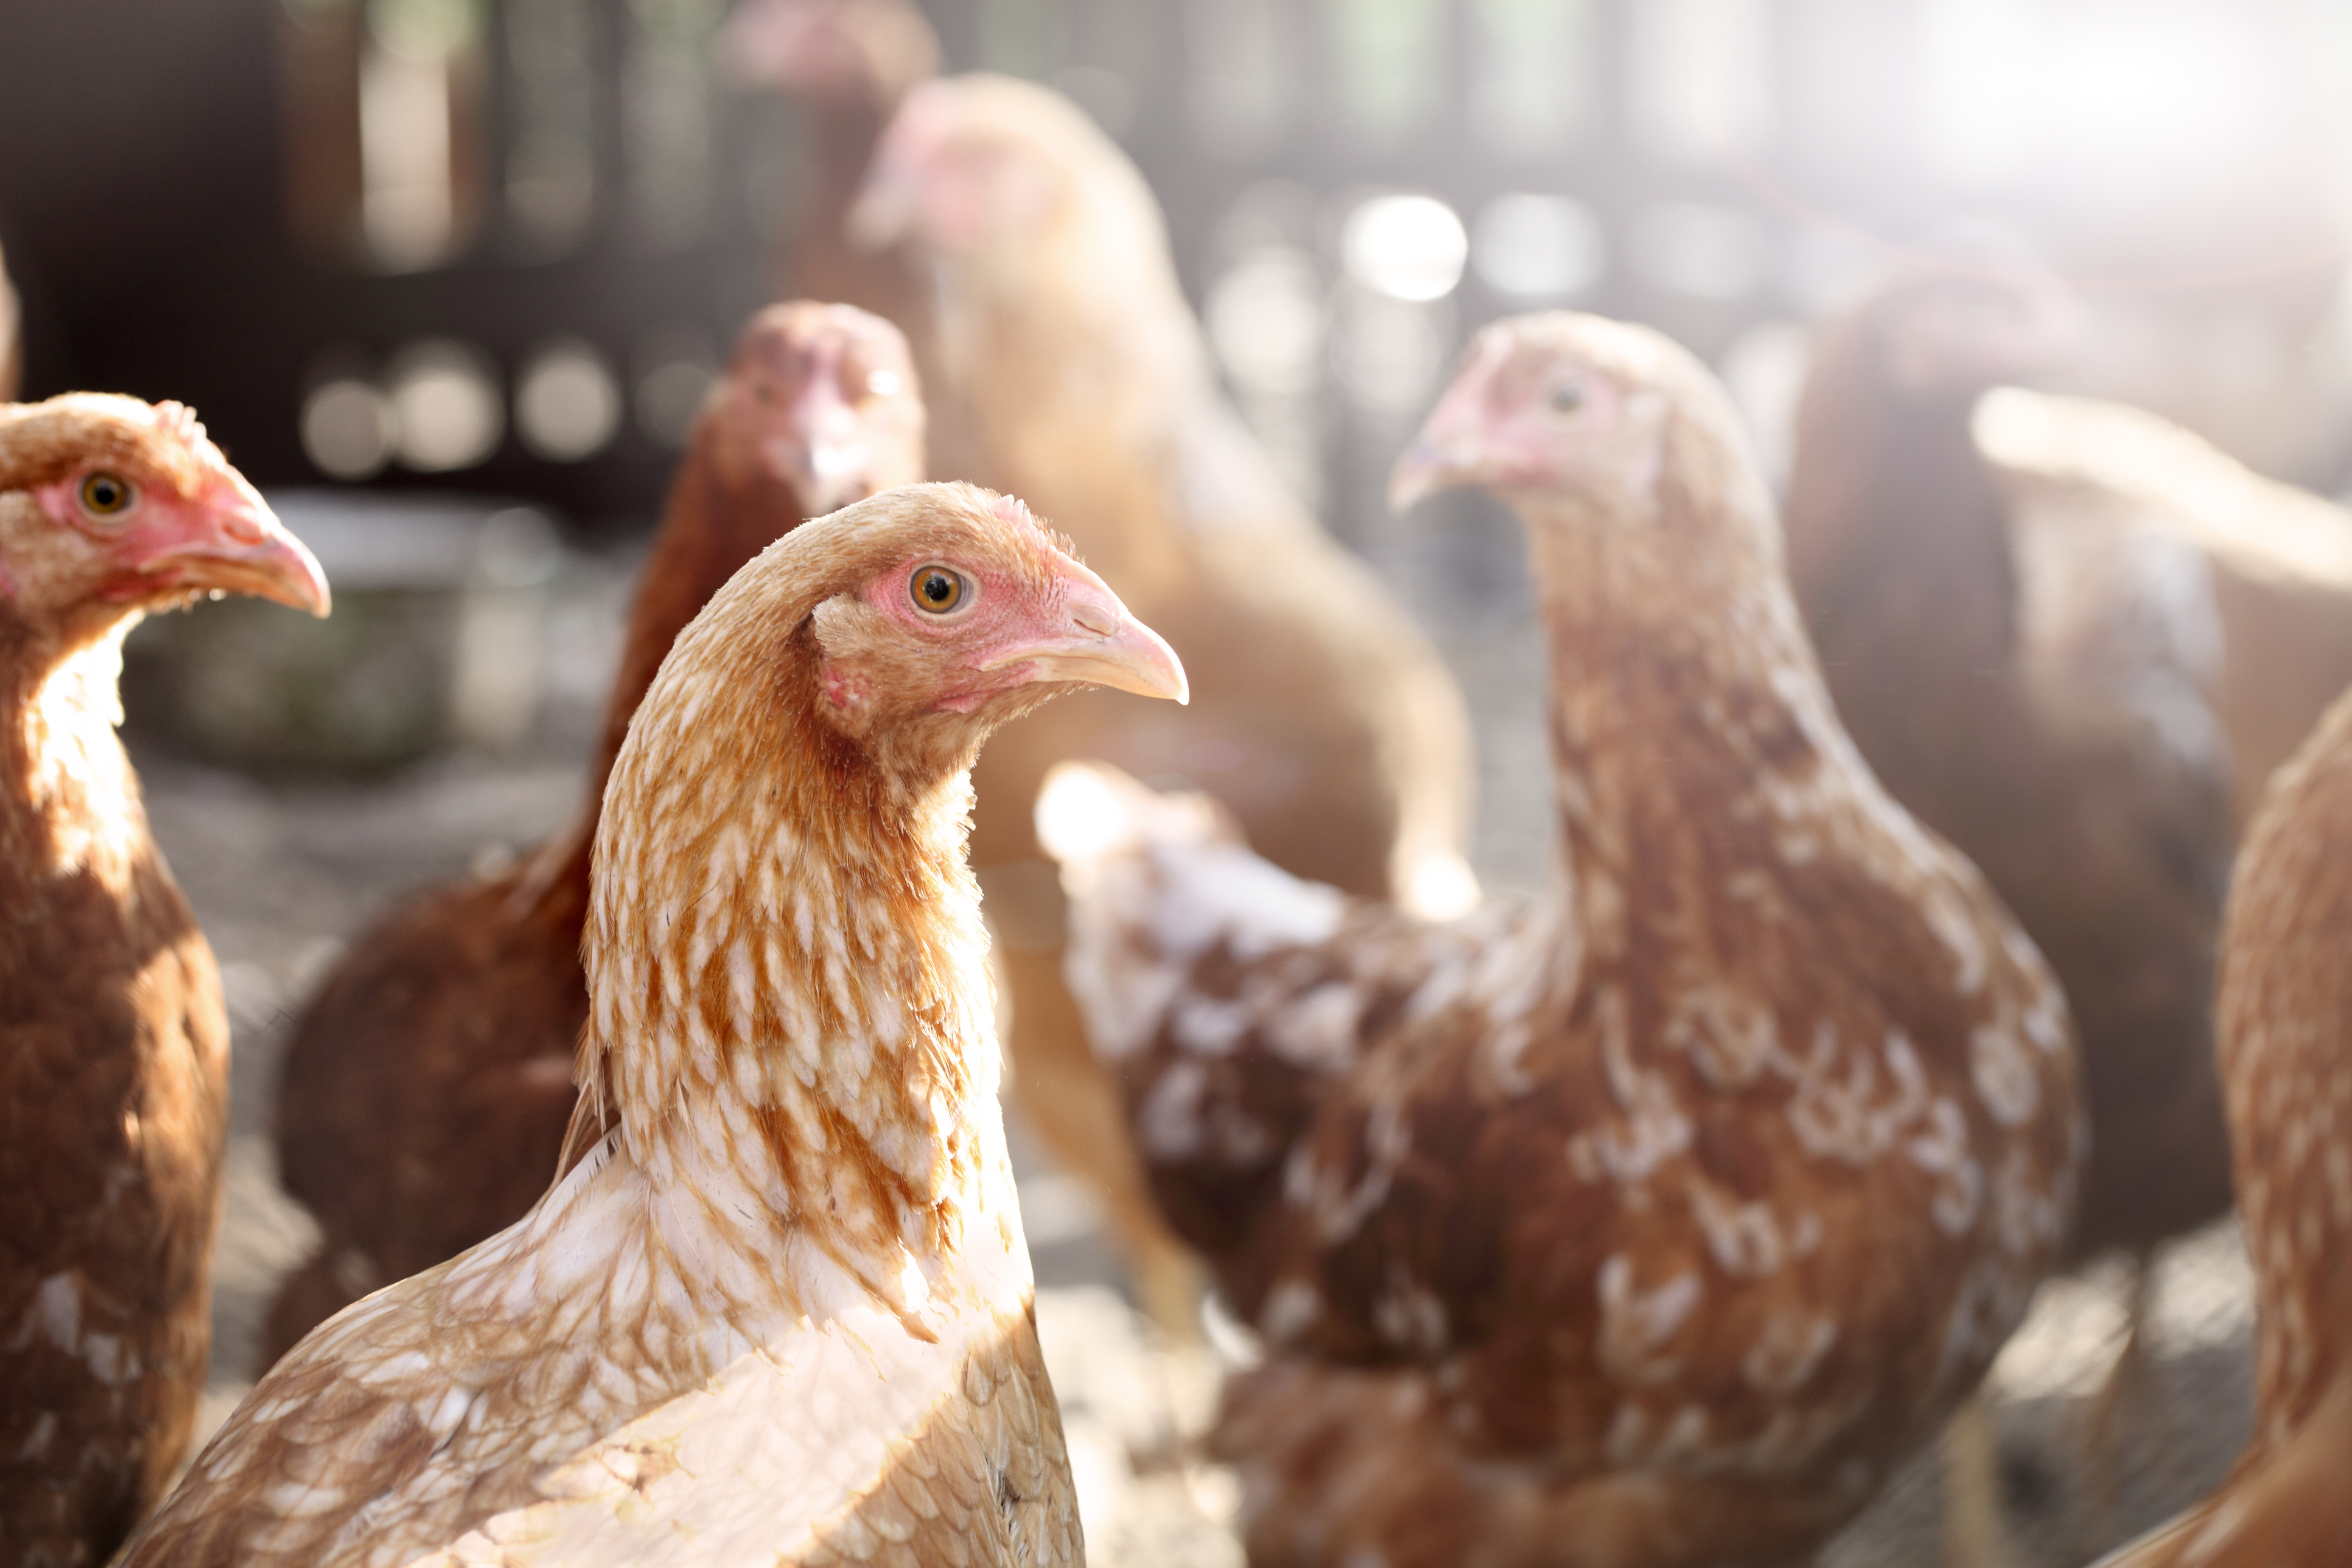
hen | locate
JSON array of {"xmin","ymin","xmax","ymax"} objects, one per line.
[
  {"xmin": 725, "ymin": 0, "xmax": 938, "ymax": 324},
  {"xmin": 1039, "ymin": 313, "xmax": 2084, "ymax": 1567},
  {"xmin": 0, "ymin": 394, "xmax": 328, "ymax": 1566},
  {"xmin": 854, "ymin": 72, "xmax": 1480, "ymax": 1332},
  {"xmin": 2092, "ymin": 684, "xmax": 2352, "ymax": 1567},
  {"xmin": 1783, "ymin": 261, "xmax": 2237, "ymax": 1293},
  {"xmin": 264, "ymin": 302, "xmax": 923, "ymax": 1363},
  {"xmin": 117, "ymin": 481, "xmax": 1186, "ymax": 1567}
]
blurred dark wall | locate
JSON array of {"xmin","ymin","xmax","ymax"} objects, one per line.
[{"xmin": 0, "ymin": 1, "xmax": 289, "ymax": 426}]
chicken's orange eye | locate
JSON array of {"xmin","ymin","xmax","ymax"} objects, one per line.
[
  {"xmin": 910, "ymin": 564, "xmax": 970, "ymax": 615},
  {"xmin": 79, "ymin": 473, "xmax": 135, "ymax": 519}
]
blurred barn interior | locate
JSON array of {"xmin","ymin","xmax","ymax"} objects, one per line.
[{"xmin": 4, "ymin": 1, "xmax": 2350, "ymax": 1563}]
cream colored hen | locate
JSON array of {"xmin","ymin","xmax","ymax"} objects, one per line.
[
  {"xmin": 116, "ymin": 483, "xmax": 1186, "ymax": 1567},
  {"xmin": 852, "ymin": 74, "xmax": 1479, "ymax": 1334}
]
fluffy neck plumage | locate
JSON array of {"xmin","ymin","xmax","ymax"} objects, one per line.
[
  {"xmin": 579, "ymin": 628, "xmax": 1004, "ymax": 1306},
  {"xmin": 0, "ymin": 617, "xmax": 147, "ymax": 889}
]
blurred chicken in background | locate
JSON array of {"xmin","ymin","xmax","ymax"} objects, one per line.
[
  {"xmin": 1, "ymin": 395, "xmax": 327, "ymax": 1566},
  {"xmin": 726, "ymin": 0, "xmax": 939, "ymax": 338},
  {"xmin": 1783, "ymin": 262, "xmax": 2236, "ymax": 1526},
  {"xmin": 849, "ymin": 71, "xmax": 1482, "ymax": 1339},
  {"xmin": 259, "ymin": 302, "xmax": 924, "ymax": 1366}
]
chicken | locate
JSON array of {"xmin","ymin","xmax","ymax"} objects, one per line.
[
  {"xmin": 1783, "ymin": 261, "xmax": 2236, "ymax": 1286},
  {"xmin": 116, "ymin": 480, "xmax": 1186, "ymax": 1567},
  {"xmin": 723, "ymin": 0, "xmax": 938, "ymax": 326},
  {"xmin": 852, "ymin": 73, "xmax": 1480, "ymax": 1334},
  {"xmin": 1972, "ymin": 382, "xmax": 2352, "ymax": 829},
  {"xmin": 1038, "ymin": 313, "xmax": 2084, "ymax": 1567},
  {"xmin": 264, "ymin": 302, "xmax": 923, "ymax": 1364},
  {"xmin": 0, "ymin": 394, "xmax": 329, "ymax": 1566},
  {"xmin": 2091, "ymin": 685, "xmax": 2352, "ymax": 1567}
]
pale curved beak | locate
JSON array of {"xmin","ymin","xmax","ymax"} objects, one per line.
[
  {"xmin": 135, "ymin": 484, "xmax": 331, "ymax": 616},
  {"xmin": 767, "ymin": 368, "xmax": 873, "ymax": 517},
  {"xmin": 1388, "ymin": 439, "xmax": 1471, "ymax": 514},
  {"xmin": 1388, "ymin": 384, "xmax": 1491, "ymax": 515},
  {"xmin": 982, "ymin": 572, "xmax": 1188, "ymax": 705}
]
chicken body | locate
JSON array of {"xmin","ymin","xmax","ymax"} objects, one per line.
[
  {"xmin": 1043, "ymin": 315, "xmax": 2084, "ymax": 1567},
  {"xmin": 725, "ymin": 0, "xmax": 938, "ymax": 325},
  {"xmin": 855, "ymin": 74, "xmax": 1479, "ymax": 1329},
  {"xmin": 1783, "ymin": 267, "xmax": 2235, "ymax": 1267},
  {"xmin": 0, "ymin": 395, "xmax": 327, "ymax": 1565},
  {"xmin": 265, "ymin": 304, "xmax": 923, "ymax": 1363},
  {"xmin": 2094, "ymin": 684, "xmax": 2352, "ymax": 1566},
  {"xmin": 119, "ymin": 481, "xmax": 1185, "ymax": 1567}
]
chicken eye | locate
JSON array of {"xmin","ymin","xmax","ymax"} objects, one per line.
[
  {"xmin": 866, "ymin": 370, "xmax": 903, "ymax": 398},
  {"xmin": 79, "ymin": 473, "xmax": 135, "ymax": 519},
  {"xmin": 909, "ymin": 564, "xmax": 971, "ymax": 615},
  {"xmin": 1548, "ymin": 385, "xmax": 1584, "ymax": 415}
]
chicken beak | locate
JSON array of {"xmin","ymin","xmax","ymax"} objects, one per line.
[
  {"xmin": 133, "ymin": 482, "xmax": 332, "ymax": 616},
  {"xmin": 767, "ymin": 369, "xmax": 871, "ymax": 517},
  {"xmin": 1390, "ymin": 333, "xmax": 1513, "ymax": 513},
  {"xmin": 1388, "ymin": 437, "xmax": 1477, "ymax": 514},
  {"xmin": 981, "ymin": 570, "xmax": 1188, "ymax": 705},
  {"xmin": 1388, "ymin": 387, "xmax": 1493, "ymax": 514}
]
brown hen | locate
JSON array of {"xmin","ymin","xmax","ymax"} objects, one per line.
[
  {"xmin": 853, "ymin": 72, "xmax": 1480, "ymax": 1335},
  {"xmin": 0, "ymin": 394, "xmax": 327, "ymax": 1566},
  {"xmin": 117, "ymin": 481, "xmax": 1185, "ymax": 1568},
  {"xmin": 1041, "ymin": 313, "xmax": 2084, "ymax": 1567},
  {"xmin": 264, "ymin": 303, "xmax": 923, "ymax": 1363},
  {"xmin": 1784, "ymin": 262, "xmax": 2236, "ymax": 1278},
  {"xmin": 2092, "ymin": 685, "xmax": 2352, "ymax": 1567}
]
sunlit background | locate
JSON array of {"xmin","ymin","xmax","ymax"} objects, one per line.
[
  {"xmin": 2, "ymin": 5, "xmax": 2346, "ymax": 1563},
  {"xmin": 8, "ymin": 0, "xmax": 2352, "ymax": 530}
]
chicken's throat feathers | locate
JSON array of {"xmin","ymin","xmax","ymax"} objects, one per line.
[
  {"xmin": 1515, "ymin": 457, "xmax": 1938, "ymax": 965},
  {"xmin": 0, "ymin": 620, "xmax": 149, "ymax": 887},
  {"xmin": 583, "ymin": 620, "xmax": 1004, "ymax": 1293}
]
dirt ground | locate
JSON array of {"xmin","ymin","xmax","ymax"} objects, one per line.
[{"xmin": 139, "ymin": 514, "xmax": 2252, "ymax": 1567}]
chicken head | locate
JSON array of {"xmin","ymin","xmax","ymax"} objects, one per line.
[
  {"xmin": 849, "ymin": 74, "xmax": 1162, "ymax": 279},
  {"xmin": 1389, "ymin": 319, "xmax": 1692, "ymax": 520},
  {"xmin": 807, "ymin": 487, "xmax": 1186, "ymax": 780},
  {"xmin": 715, "ymin": 300, "xmax": 924, "ymax": 515},
  {"xmin": 0, "ymin": 394, "xmax": 328, "ymax": 641}
]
